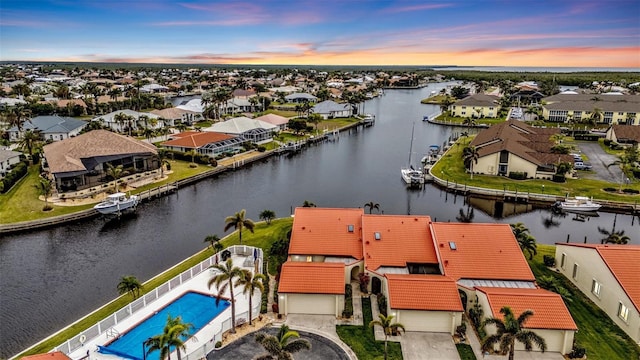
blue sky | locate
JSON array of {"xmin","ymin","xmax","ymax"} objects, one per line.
[{"xmin": 1, "ymin": 0, "xmax": 639, "ymax": 67}]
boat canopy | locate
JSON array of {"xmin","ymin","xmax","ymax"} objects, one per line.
[{"xmin": 107, "ymin": 192, "xmax": 126, "ymax": 199}]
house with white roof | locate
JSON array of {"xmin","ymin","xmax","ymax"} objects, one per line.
[
  {"xmin": 93, "ymin": 109, "xmax": 161, "ymax": 132},
  {"xmin": 204, "ymin": 117, "xmax": 277, "ymax": 143},
  {"xmin": 284, "ymin": 93, "xmax": 317, "ymax": 103},
  {"xmin": 555, "ymin": 244, "xmax": 640, "ymax": 344},
  {"xmin": 311, "ymin": 100, "xmax": 352, "ymax": 119},
  {"xmin": 8, "ymin": 115, "xmax": 88, "ymax": 142},
  {"xmin": 0, "ymin": 149, "xmax": 22, "ymax": 179}
]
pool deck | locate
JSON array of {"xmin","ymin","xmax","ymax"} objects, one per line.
[{"xmin": 72, "ymin": 253, "xmax": 261, "ymax": 360}]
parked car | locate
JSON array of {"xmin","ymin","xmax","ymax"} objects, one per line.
[{"xmin": 574, "ymin": 161, "xmax": 592, "ymax": 170}]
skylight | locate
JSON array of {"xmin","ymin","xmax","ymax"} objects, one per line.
[
  {"xmin": 347, "ymin": 224, "xmax": 354, "ymax": 233},
  {"xmin": 449, "ymin": 241, "xmax": 457, "ymax": 250},
  {"xmin": 374, "ymin": 232, "xmax": 381, "ymax": 240}
]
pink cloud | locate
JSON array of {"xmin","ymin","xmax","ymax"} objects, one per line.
[{"xmin": 381, "ymin": 3, "xmax": 454, "ymax": 13}]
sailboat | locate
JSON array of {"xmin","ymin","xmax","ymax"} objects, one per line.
[{"xmin": 401, "ymin": 122, "xmax": 424, "ymax": 186}]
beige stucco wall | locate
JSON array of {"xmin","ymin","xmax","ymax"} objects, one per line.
[
  {"xmin": 391, "ymin": 309, "xmax": 461, "ymax": 334},
  {"xmin": 290, "ymin": 255, "xmax": 326, "ymax": 262},
  {"xmin": 476, "ymin": 290, "xmax": 574, "ymax": 353},
  {"xmin": 556, "ymin": 245, "xmax": 640, "ymax": 344},
  {"xmin": 476, "ymin": 153, "xmax": 499, "ymax": 175},
  {"xmin": 451, "ymin": 105, "xmax": 498, "ymax": 118},
  {"xmin": 475, "ymin": 152, "xmax": 538, "ymax": 177},
  {"xmin": 279, "ymin": 293, "xmax": 344, "ymax": 316}
]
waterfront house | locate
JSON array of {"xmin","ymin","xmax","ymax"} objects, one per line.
[
  {"xmin": 278, "ymin": 207, "xmax": 576, "ymax": 354},
  {"xmin": 284, "ymin": 93, "xmax": 318, "ymax": 103},
  {"xmin": 0, "ymin": 149, "xmax": 22, "ymax": 179},
  {"xmin": 311, "ymin": 100, "xmax": 352, "ymax": 119},
  {"xmin": 605, "ymin": 124, "xmax": 640, "ymax": 150},
  {"xmin": 542, "ymin": 93, "xmax": 640, "ymax": 124},
  {"xmin": 160, "ymin": 131, "xmax": 245, "ymax": 157},
  {"xmin": 150, "ymin": 107, "xmax": 201, "ymax": 127},
  {"xmin": 555, "ymin": 244, "xmax": 640, "ymax": 344},
  {"xmin": 469, "ymin": 119, "xmax": 574, "ymax": 179},
  {"xmin": 42, "ymin": 130, "xmax": 158, "ymax": 192},
  {"xmin": 93, "ymin": 109, "xmax": 162, "ymax": 133},
  {"xmin": 450, "ymin": 94, "xmax": 500, "ymax": 118},
  {"xmin": 255, "ymin": 113, "xmax": 289, "ymax": 131},
  {"xmin": 203, "ymin": 116, "xmax": 277, "ymax": 143},
  {"xmin": 8, "ymin": 115, "xmax": 87, "ymax": 142}
]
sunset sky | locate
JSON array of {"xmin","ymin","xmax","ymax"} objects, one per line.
[{"xmin": 1, "ymin": 0, "xmax": 639, "ymax": 68}]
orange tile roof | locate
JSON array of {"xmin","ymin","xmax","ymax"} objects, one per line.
[
  {"xmin": 289, "ymin": 208, "xmax": 364, "ymax": 259},
  {"xmin": 478, "ymin": 287, "xmax": 577, "ymax": 330},
  {"xmin": 386, "ymin": 274, "xmax": 463, "ymax": 311},
  {"xmin": 278, "ymin": 262, "xmax": 345, "ymax": 294},
  {"xmin": 161, "ymin": 131, "xmax": 236, "ymax": 148},
  {"xmin": 363, "ymin": 215, "xmax": 437, "ymax": 271},
  {"xmin": 21, "ymin": 352, "xmax": 72, "ymax": 360},
  {"xmin": 558, "ymin": 244, "xmax": 640, "ymax": 312},
  {"xmin": 432, "ymin": 223, "xmax": 534, "ymax": 281}
]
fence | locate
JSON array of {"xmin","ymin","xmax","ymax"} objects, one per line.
[{"xmin": 51, "ymin": 245, "xmax": 263, "ymax": 357}]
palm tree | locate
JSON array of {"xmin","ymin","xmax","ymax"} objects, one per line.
[
  {"xmin": 117, "ymin": 275, "xmax": 142, "ymax": 299},
  {"xmin": 481, "ymin": 306, "xmax": 547, "ymax": 360},
  {"xmin": 598, "ymin": 214, "xmax": 632, "ymax": 244},
  {"xmin": 456, "ymin": 206, "xmax": 475, "ymax": 223},
  {"xmin": 163, "ymin": 314, "xmax": 194, "ymax": 360},
  {"xmin": 462, "ymin": 117, "xmax": 477, "ymax": 127},
  {"xmin": 369, "ymin": 314, "xmax": 405, "ymax": 360},
  {"xmin": 462, "ymin": 146, "xmax": 479, "ymax": 179},
  {"xmin": 236, "ymin": 269, "xmax": 266, "ymax": 325},
  {"xmin": 144, "ymin": 333, "xmax": 170, "ymax": 360},
  {"xmin": 114, "ymin": 112, "xmax": 131, "ymax": 133},
  {"xmin": 224, "ymin": 209, "xmax": 255, "ymax": 245},
  {"xmin": 208, "ymin": 259, "xmax": 244, "ymax": 333},
  {"xmin": 6, "ymin": 105, "xmax": 32, "ymax": 133},
  {"xmin": 510, "ymin": 222, "xmax": 537, "ymax": 259},
  {"xmin": 34, "ymin": 176, "xmax": 53, "ymax": 211},
  {"xmin": 364, "ymin": 201, "xmax": 380, "ymax": 214},
  {"xmin": 439, "ymin": 97, "xmax": 454, "ymax": 121},
  {"xmin": 254, "ymin": 324, "xmax": 311, "ymax": 360},
  {"xmin": 105, "ymin": 163, "xmax": 126, "ymax": 192},
  {"xmin": 203, "ymin": 234, "xmax": 221, "ymax": 251},
  {"xmin": 18, "ymin": 130, "xmax": 41, "ymax": 160},
  {"xmin": 156, "ymin": 149, "xmax": 171, "ymax": 178},
  {"xmin": 302, "ymin": 200, "xmax": 316, "ymax": 207},
  {"xmin": 259, "ymin": 209, "xmax": 276, "ymax": 225},
  {"xmin": 590, "ymin": 107, "xmax": 603, "ymax": 124}
]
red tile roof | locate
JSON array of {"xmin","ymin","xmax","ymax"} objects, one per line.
[
  {"xmin": 289, "ymin": 207, "xmax": 364, "ymax": 259},
  {"xmin": 278, "ymin": 262, "xmax": 345, "ymax": 294},
  {"xmin": 478, "ymin": 287, "xmax": 577, "ymax": 330},
  {"xmin": 558, "ymin": 244, "xmax": 640, "ymax": 312},
  {"xmin": 362, "ymin": 215, "xmax": 437, "ymax": 271},
  {"xmin": 161, "ymin": 131, "xmax": 236, "ymax": 149},
  {"xmin": 432, "ymin": 223, "xmax": 535, "ymax": 281},
  {"xmin": 21, "ymin": 352, "xmax": 72, "ymax": 360},
  {"xmin": 386, "ymin": 274, "xmax": 463, "ymax": 311}
]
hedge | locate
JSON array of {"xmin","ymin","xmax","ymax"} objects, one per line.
[
  {"xmin": 164, "ymin": 149, "xmax": 215, "ymax": 166},
  {"xmin": 1, "ymin": 162, "xmax": 28, "ymax": 193},
  {"xmin": 508, "ymin": 171, "xmax": 527, "ymax": 180},
  {"xmin": 574, "ymin": 134, "xmax": 600, "ymax": 141},
  {"xmin": 342, "ymin": 284, "xmax": 353, "ymax": 318}
]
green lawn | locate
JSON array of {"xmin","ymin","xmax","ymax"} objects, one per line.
[
  {"xmin": 430, "ymin": 137, "xmax": 640, "ymax": 202},
  {"xmin": 529, "ymin": 245, "xmax": 640, "ymax": 360},
  {"xmin": 456, "ymin": 344, "xmax": 477, "ymax": 360},
  {"xmin": 17, "ymin": 216, "xmax": 292, "ymax": 357},
  {"xmin": 433, "ymin": 114, "xmax": 506, "ymax": 126},
  {"xmin": 259, "ymin": 109, "xmax": 297, "ymax": 118},
  {"xmin": 337, "ymin": 297, "xmax": 403, "ymax": 360},
  {"xmin": 420, "ymin": 94, "xmax": 447, "ymax": 104},
  {"xmin": 317, "ymin": 117, "xmax": 360, "ymax": 131}
]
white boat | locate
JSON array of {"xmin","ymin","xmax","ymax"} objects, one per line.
[
  {"xmin": 401, "ymin": 122, "xmax": 424, "ymax": 186},
  {"xmin": 554, "ymin": 196, "xmax": 601, "ymax": 212},
  {"xmin": 94, "ymin": 192, "xmax": 139, "ymax": 215}
]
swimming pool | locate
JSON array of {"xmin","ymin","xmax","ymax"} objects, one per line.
[{"xmin": 99, "ymin": 291, "xmax": 230, "ymax": 360}]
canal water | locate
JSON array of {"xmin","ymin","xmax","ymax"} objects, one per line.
[{"xmin": 1, "ymin": 83, "xmax": 638, "ymax": 357}]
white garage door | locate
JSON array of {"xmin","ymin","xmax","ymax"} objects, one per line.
[
  {"xmin": 399, "ymin": 310, "xmax": 452, "ymax": 332},
  {"xmin": 287, "ymin": 294, "xmax": 335, "ymax": 315}
]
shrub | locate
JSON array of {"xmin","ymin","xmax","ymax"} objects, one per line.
[
  {"xmin": 342, "ymin": 284, "xmax": 353, "ymax": 318},
  {"xmin": 214, "ymin": 341, "xmax": 222, "ymax": 349},
  {"xmin": 272, "ymin": 281, "xmax": 278, "ymax": 304},
  {"xmin": 209, "ymin": 158, "xmax": 218, "ymax": 167},
  {"xmin": 574, "ymin": 134, "xmax": 600, "ymax": 141},
  {"xmin": 260, "ymin": 276, "xmax": 270, "ymax": 314},
  {"xmin": 603, "ymin": 187, "xmax": 617, "ymax": 192},
  {"xmin": 1, "ymin": 162, "xmax": 28, "ymax": 193},
  {"xmin": 603, "ymin": 139, "xmax": 612, "ymax": 146},
  {"xmin": 358, "ymin": 272, "xmax": 370, "ymax": 293},
  {"xmin": 623, "ymin": 188, "xmax": 639, "ymax": 194},
  {"xmin": 633, "ymin": 169, "xmax": 640, "ymax": 179},
  {"xmin": 257, "ymin": 145, "xmax": 266, "ymax": 152},
  {"xmin": 508, "ymin": 171, "xmax": 527, "ymax": 180},
  {"xmin": 552, "ymin": 174, "xmax": 566, "ymax": 183},
  {"xmin": 377, "ymin": 293, "xmax": 388, "ymax": 316},
  {"xmin": 543, "ymin": 255, "xmax": 556, "ymax": 267},
  {"xmin": 569, "ymin": 346, "xmax": 586, "ymax": 359}
]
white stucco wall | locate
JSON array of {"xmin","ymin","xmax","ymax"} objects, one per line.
[
  {"xmin": 279, "ymin": 293, "xmax": 344, "ymax": 317},
  {"xmin": 391, "ymin": 309, "xmax": 461, "ymax": 334}
]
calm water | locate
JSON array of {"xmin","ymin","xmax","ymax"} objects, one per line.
[{"xmin": 1, "ymin": 83, "xmax": 638, "ymax": 357}]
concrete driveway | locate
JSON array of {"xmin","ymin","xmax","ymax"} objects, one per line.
[
  {"xmin": 576, "ymin": 141, "xmax": 625, "ymax": 183},
  {"xmin": 401, "ymin": 332, "xmax": 460, "ymax": 360}
]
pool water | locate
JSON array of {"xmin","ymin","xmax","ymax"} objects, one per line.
[{"xmin": 99, "ymin": 291, "xmax": 230, "ymax": 360}]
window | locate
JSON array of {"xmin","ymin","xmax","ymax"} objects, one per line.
[
  {"xmin": 604, "ymin": 111, "xmax": 614, "ymax": 124},
  {"xmin": 374, "ymin": 232, "xmax": 381, "ymax": 240},
  {"xmin": 591, "ymin": 280, "xmax": 602, "ymax": 297},
  {"xmin": 618, "ymin": 302, "xmax": 629, "ymax": 322},
  {"xmin": 572, "ymin": 263, "xmax": 579, "ymax": 279},
  {"xmin": 306, "ymin": 256, "xmax": 312, "ymax": 262},
  {"xmin": 573, "ymin": 111, "xmax": 582, "ymax": 121},
  {"xmin": 560, "ymin": 253, "xmax": 566, "ymax": 269},
  {"xmin": 549, "ymin": 110, "xmax": 568, "ymax": 122},
  {"xmin": 347, "ymin": 224, "xmax": 354, "ymax": 233}
]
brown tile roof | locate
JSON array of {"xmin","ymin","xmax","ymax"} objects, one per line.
[
  {"xmin": 43, "ymin": 130, "xmax": 157, "ymax": 174},
  {"xmin": 289, "ymin": 207, "xmax": 364, "ymax": 259},
  {"xmin": 363, "ymin": 215, "xmax": 437, "ymax": 271},
  {"xmin": 21, "ymin": 352, "xmax": 72, "ymax": 360},
  {"xmin": 161, "ymin": 131, "xmax": 235, "ymax": 149},
  {"xmin": 470, "ymin": 120, "xmax": 573, "ymax": 166},
  {"xmin": 478, "ymin": 287, "xmax": 577, "ymax": 330},
  {"xmin": 432, "ymin": 223, "xmax": 535, "ymax": 281},
  {"xmin": 278, "ymin": 262, "xmax": 345, "ymax": 294},
  {"xmin": 611, "ymin": 124, "xmax": 640, "ymax": 143},
  {"xmin": 543, "ymin": 93, "xmax": 640, "ymax": 112},
  {"xmin": 453, "ymin": 94, "xmax": 500, "ymax": 107},
  {"xmin": 56, "ymin": 99, "xmax": 87, "ymax": 108},
  {"xmin": 558, "ymin": 244, "xmax": 640, "ymax": 312},
  {"xmin": 386, "ymin": 274, "xmax": 463, "ymax": 311},
  {"xmin": 150, "ymin": 107, "xmax": 198, "ymax": 119}
]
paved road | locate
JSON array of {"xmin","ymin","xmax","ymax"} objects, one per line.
[{"xmin": 576, "ymin": 141, "xmax": 625, "ymax": 184}]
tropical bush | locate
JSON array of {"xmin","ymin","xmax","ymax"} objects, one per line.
[
  {"xmin": 508, "ymin": 171, "xmax": 527, "ymax": 180},
  {"xmin": 543, "ymin": 255, "xmax": 556, "ymax": 267},
  {"xmin": 569, "ymin": 345, "xmax": 586, "ymax": 359},
  {"xmin": 261, "ymin": 275, "xmax": 270, "ymax": 314},
  {"xmin": 377, "ymin": 293, "xmax": 388, "ymax": 316},
  {"xmin": 342, "ymin": 284, "xmax": 353, "ymax": 318},
  {"xmin": 603, "ymin": 187, "xmax": 617, "ymax": 192},
  {"xmin": 1, "ymin": 162, "xmax": 28, "ymax": 193},
  {"xmin": 623, "ymin": 188, "xmax": 639, "ymax": 194}
]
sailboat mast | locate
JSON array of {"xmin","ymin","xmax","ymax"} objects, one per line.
[{"xmin": 408, "ymin": 122, "xmax": 416, "ymax": 166}]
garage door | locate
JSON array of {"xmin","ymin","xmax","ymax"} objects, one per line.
[
  {"xmin": 399, "ymin": 310, "xmax": 452, "ymax": 332},
  {"xmin": 287, "ymin": 294, "xmax": 335, "ymax": 315}
]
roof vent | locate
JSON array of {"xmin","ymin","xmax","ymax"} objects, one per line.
[
  {"xmin": 374, "ymin": 232, "xmax": 381, "ymax": 240},
  {"xmin": 347, "ymin": 224, "xmax": 354, "ymax": 233},
  {"xmin": 449, "ymin": 241, "xmax": 457, "ymax": 250}
]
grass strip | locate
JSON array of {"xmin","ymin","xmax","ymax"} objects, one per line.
[
  {"xmin": 337, "ymin": 297, "xmax": 403, "ymax": 360},
  {"xmin": 529, "ymin": 245, "xmax": 640, "ymax": 359}
]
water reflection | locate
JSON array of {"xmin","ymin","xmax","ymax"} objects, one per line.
[{"xmin": 468, "ymin": 196, "xmax": 534, "ymax": 218}]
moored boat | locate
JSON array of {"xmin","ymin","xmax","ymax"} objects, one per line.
[
  {"xmin": 94, "ymin": 192, "xmax": 139, "ymax": 215},
  {"xmin": 553, "ymin": 196, "xmax": 601, "ymax": 212}
]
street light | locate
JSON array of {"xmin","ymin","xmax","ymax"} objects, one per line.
[{"xmin": 542, "ymin": 184, "xmax": 545, "ymax": 195}]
